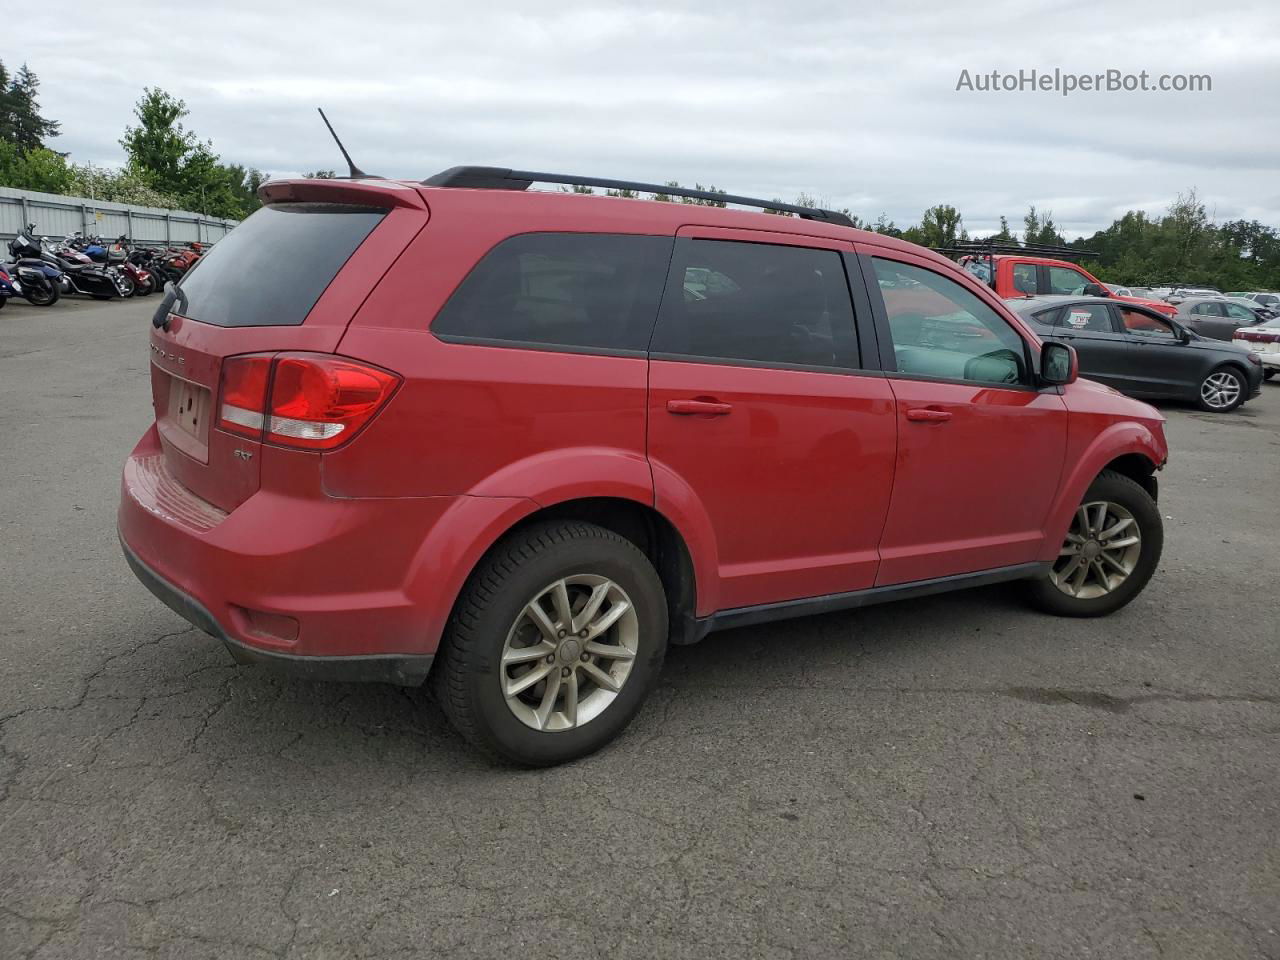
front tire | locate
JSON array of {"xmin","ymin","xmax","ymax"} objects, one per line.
[
  {"xmin": 1197, "ymin": 365, "xmax": 1246, "ymax": 412},
  {"xmin": 435, "ymin": 521, "xmax": 668, "ymax": 766},
  {"xmin": 1025, "ymin": 470, "xmax": 1163, "ymax": 618}
]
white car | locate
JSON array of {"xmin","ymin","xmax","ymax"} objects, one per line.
[{"xmin": 1233, "ymin": 318, "xmax": 1280, "ymax": 381}]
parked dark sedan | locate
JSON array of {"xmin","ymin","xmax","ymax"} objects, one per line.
[
  {"xmin": 1173, "ymin": 297, "xmax": 1270, "ymax": 341},
  {"xmin": 1013, "ymin": 296, "xmax": 1264, "ymax": 412}
]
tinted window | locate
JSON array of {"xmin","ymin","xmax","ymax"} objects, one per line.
[
  {"xmin": 432, "ymin": 233, "xmax": 672, "ymax": 352},
  {"xmin": 873, "ymin": 259, "xmax": 1028, "ymax": 385},
  {"xmin": 650, "ymin": 239, "xmax": 857, "ymax": 368},
  {"xmin": 177, "ymin": 203, "xmax": 385, "ymax": 327},
  {"xmin": 1046, "ymin": 265, "xmax": 1090, "ymax": 295},
  {"xmin": 1012, "ymin": 263, "xmax": 1037, "ymax": 294},
  {"xmin": 1224, "ymin": 303, "xmax": 1255, "ymax": 319},
  {"xmin": 1059, "ymin": 304, "xmax": 1115, "ymax": 333},
  {"xmin": 1120, "ymin": 307, "xmax": 1177, "ymax": 339}
]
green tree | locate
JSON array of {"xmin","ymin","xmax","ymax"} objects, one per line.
[
  {"xmin": 0, "ymin": 142, "xmax": 72, "ymax": 193},
  {"xmin": 991, "ymin": 216, "xmax": 1015, "ymax": 242},
  {"xmin": 917, "ymin": 204, "xmax": 965, "ymax": 248},
  {"xmin": 303, "ymin": 170, "xmax": 337, "ymax": 179},
  {"xmin": 0, "ymin": 61, "xmax": 60, "ymax": 154},
  {"xmin": 120, "ymin": 88, "xmax": 198, "ymax": 196}
]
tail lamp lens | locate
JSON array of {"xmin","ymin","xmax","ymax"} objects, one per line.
[
  {"xmin": 218, "ymin": 355, "xmax": 272, "ymax": 437},
  {"xmin": 216, "ymin": 353, "xmax": 398, "ymax": 450}
]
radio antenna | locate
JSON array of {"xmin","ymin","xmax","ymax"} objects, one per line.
[{"xmin": 317, "ymin": 107, "xmax": 374, "ymax": 179}]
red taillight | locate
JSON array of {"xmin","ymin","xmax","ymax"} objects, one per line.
[
  {"xmin": 218, "ymin": 355, "xmax": 272, "ymax": 438},
  {"xmin": 268, "ymin": 354, "xmax": 398, "ymax": 450},
  {"xmin": 216, "ymin": 353, "xmax": 399, "ymax": 450}
]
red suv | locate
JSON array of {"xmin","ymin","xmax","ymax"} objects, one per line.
[{"xmin": 120, "ymin": 168, "xmax": 1169, "ymax": 765}]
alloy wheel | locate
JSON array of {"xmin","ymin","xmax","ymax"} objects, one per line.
[
  {"xmin": 500, "ymin": 574, "xmax": 639, "ymax": 732},
  {"xmin": 1050, "ymin": 501, "xmax": 1142, "ymax": 600},
  {"xmin": 1200, "ymin": 370, "xmax": 1242, "ymax": 410}
]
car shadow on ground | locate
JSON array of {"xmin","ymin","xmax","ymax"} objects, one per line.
[{"xmin": 61, "ymin": 581, "xmax": 1048, "ymax": 778}]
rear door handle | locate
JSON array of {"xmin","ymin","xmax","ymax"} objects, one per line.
[
  {"xmin": 905, "ymin": 408, "xmax": 953, "ymax": 423},
  {"xmin": 667, "ymin": 399, "xmax": 732, "ymax": 416}
]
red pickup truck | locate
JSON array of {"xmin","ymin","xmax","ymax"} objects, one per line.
[{"xmin": 960, "ymin": 253, "xmax": 1178, "ymax": 318}]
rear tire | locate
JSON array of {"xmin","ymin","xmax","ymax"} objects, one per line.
[
  {"xmin": 1025, "ymin": 470, "xmax": 1163, "ymax": 618},
  {"xmin": 1265, "ymin": 369, "xmax": 1276, "ymax": 382},
  {"xmin": 1197, "ymin": 365, "xmax": 1247, "ymax": 412},
  {"xmin": 435, "ymin": 520, "xmax": 668, "ymax": 766},
  {"xmin": 27, "ymin": 284, "xmax": 59, "ymax": 306}
]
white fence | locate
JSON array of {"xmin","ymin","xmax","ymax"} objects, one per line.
[{"xmin": 0, "ymin": 186, "xmax": 238, "ymax": 246}]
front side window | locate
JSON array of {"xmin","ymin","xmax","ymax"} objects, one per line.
[
  {"xmin": 873, "ymin": 259, "xmax": 1029, "ymax": 386},
  {"xmin": 1046, "ymin": 265, "xmax": 1090, "ymax": 295},
  {"xmin": 1224, "ymin": 303, "xmax": 1256, "ymax": 320},
  {"xmin": 1120, "ymin": 307, "xmax": 1177, "ymax": 339},
  {"xmin": 431, "ymin": 233, "xmax": 673, "ymax": 352},
  {"xmin": 1059, "ymin": 303, "xmax": 1115, "ymax": 333},
  {"xmin": 650, "ymin": 239, "xmax": 857, "ymax": 369}
]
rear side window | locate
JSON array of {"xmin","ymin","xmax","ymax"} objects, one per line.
[
  {"xmin": 650, "ymin": 239, "xmax": 858, "ymax": 369},
  {"xmin": 431, "ymin": 233, "xmax": 673, "ymax": 353},
  {"xmin": 1059, "ymin": 304, "xmax": 1115, "ymax": 332},
  {"xmin": 177, "ymin": 203, "xmax": 386, "ymax": 327}
]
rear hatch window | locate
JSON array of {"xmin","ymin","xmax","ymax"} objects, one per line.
[{"xmin": 176, "ymin": 203, "xmax": 386, "ymax": 327}]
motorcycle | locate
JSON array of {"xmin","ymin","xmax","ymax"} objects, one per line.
[
  {"xmin": 12, "ymin": 226, "xmax": 123, "ymax": 299},
  {"xmin": 81, "ymin": 236, "xmax": 155, "ymax": 296},
  {"xmin": 5, "ymin": 231, "xmax": 64, "ymax": 305},
  {"xmin": 0, "ymin": 266, "xmax": 18, "ymax": 309}
]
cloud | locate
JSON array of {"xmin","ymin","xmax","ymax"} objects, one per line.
[{"xmin": 13, "ymin": 0, "xmax": 1280, "ymax": 235}]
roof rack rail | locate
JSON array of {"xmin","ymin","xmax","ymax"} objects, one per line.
[
  {"xmin": 933, "ymin": 239, "xmax": 1100, "ymax": 260},
  {"xmin": 422, "ymin": 166, "xmax": 856, "ymax": 227}
]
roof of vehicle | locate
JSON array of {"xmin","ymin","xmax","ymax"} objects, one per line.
[
  {"xmin": 1176, "ymin": 296, "xmax": 1242, "ymax": 308},
  {"xmin": 1009, "ymin": 295, "xmax": 1114, "ymax": 314},
  {"xmin": 260, "ymin": 174, "xmax": 971, "ymax": 272}
]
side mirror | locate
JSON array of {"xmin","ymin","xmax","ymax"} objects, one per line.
[
  {"xmin": 1082, "ymin": 282, "xmax": 1108, "ymax": 297},
  {"xmin": 1177, "ymin": 326, "xmax": 1192, "ymax": 343},
  {"xmin": 1040, "ymin": 341, "xmax": 1078, "ymax": 385}
]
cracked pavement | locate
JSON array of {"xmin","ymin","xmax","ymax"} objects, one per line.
[{"xmin": 2, "ymin": 298, "xmax": 1278, "ymax": 959}]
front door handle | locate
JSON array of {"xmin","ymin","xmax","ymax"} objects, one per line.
[
  {"xmin": 905, "ymin": 407, "xmax": 953, "ymax": 423},
  {"xmin": 667, "ymin": 398, "xmax": 732, "ymax": 416}
]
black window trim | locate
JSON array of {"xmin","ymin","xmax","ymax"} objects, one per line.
[
  {"xmin": 858, "ymin": 252, "xmax": 1046, "ymax": 393},
  {"xmin": 645, "ymin": 235, "xmax": 869, "ymax": 375}
]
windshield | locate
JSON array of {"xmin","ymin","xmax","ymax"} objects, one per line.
[{"xmin": 176, "ymin": 203, "xmax": 386, "ymax": 327}]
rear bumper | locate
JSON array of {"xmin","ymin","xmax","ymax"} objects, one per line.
[
  {"xmin": 120, "ymin": 536, "xmax": 433, "ymax": 685},
  {"xmin": 117, "ymin": 425, "xmax": 509, "ymax": 682}
]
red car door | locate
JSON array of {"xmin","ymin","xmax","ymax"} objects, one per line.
[
  {"xmin": 858, "ymin": 247, "xmax": 1069, "ymax": 584},
  {"xmin": 647, "ymin": 227, "xmax": 897, "ymax": 614}
]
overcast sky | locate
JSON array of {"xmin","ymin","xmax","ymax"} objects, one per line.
[{"xmin": 10, "ymin": 0, "xmax": 1279, "ymax": 237}]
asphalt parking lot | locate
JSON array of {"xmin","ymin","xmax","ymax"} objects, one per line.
[{"xmin": 2, "ymin": 296, "xmax": 1278, "ymax": 959}]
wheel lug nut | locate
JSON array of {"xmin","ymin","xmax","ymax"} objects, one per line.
[
  {"xmin": 578, "ymin": 629, "xmax": 588, "ymax": 638},
  {"xmin": 561, "ymin": 667, "xmax": 570, "ymax": 677},
  {"xmin": 581, "ymin": 653, "xmax": 589, "ymax": 661},
  {"xmin": 557, "ymin": 629, "xmax": 566, "ymax": 638},
  {"xmin": 546, "ymin": 655, "xmax": 554, "ymax": 663}
]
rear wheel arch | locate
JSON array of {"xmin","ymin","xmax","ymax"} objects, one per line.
[{"xmin": 455, "ymin": 497, "xmax": 701, "ymax": 648}]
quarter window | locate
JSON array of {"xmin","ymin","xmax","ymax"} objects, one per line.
[
  {"xmin": 431, "ymin": 233, "xmax": 673, "ymax": 352},
  {"xmin": 873, "ymin": 259, "xmax": 1029, "ymax": 386},
  {"xmin": 650, "ymin": 239, "xmax": 858, "ymax": 369}
]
